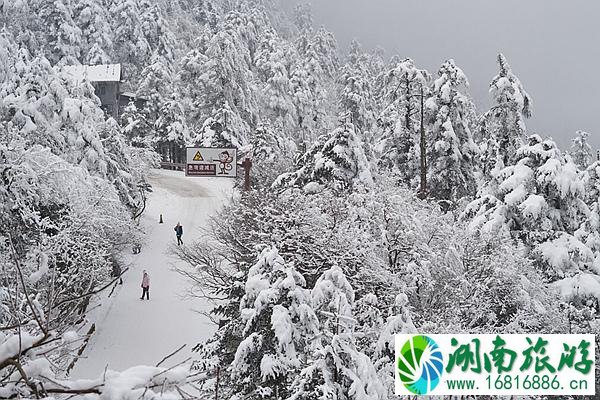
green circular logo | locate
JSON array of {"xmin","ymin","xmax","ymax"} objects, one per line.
[{"xmin": 397, "ymin": 335, "xmax": 444, "ymax": 395}]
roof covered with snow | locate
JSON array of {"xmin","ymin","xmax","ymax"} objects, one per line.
[{"xmin": 62, "ymin": 64, "xmax": 122, "ymax": 82}]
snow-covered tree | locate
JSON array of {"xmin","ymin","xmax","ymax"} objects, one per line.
[
  {"xmin": 72, "ymin": 0, "xmax": 113, "ymax": 64},
  {"xmin": 154, "ymin": 94, "xmax": 190, "ymax": 163},
  {"xmin": 178, "ymin": 18, "xmax": 256, "ymax": 138},
  {"xmin": 119, "ymin": 100, "xmax": 153, "ymax": 147},
  {"xmin": 36, "ymin": 0, "xmax": 83, "ymax": 65},
  {"xmin": 231, "ymin": 247, "xmax": 319, "ymax": 399},
  {"xmin": 292, "ymin": 3, "xmax": 313, "ymax": 33},
  {"xmin": 274, "ymin": 120, "xmax": 373, "ymax": 192},
  {"xmin": 463, "ymin": 135, "xmax": 590, "ymax": 281},
  {"xmin": 465, "ymin": 135, "xmax": 585, "ymax": 236},
  {"xmin": 479, "ymin": 53, "xmax": 532, "ymax": 177},
  {"xmin": 140, "ymin": 0, "xmax": 177, "ymax": 63},
  {"xmin": 289, "ymin": 266, "xmax": 386, "ymax": 400},
  {"xmin": 375, "ymin": 58, "xmax": 430, "ymax": 186},
  {"xmin": 255, "ymin": 29, "xmax": 297, "ymax": 128},
  {"xmin": 109, "ymin": 0, "xmax": 151, "ymax": 79},
  {"xmin": 250, "ymin": 122, "xmax": 296, "ymax": 187},
  {"xmin": 191, "ymin": 101, "xmax": 245, "ymax": 149},
  {"xmin": 338, "ymin": 39, "xmax": 376, "ymax": 133},
  {"xmin": 570, "ymin": 130, "xmax": 594, "ymax": 170},
  {"xmin": 136, "ymin": 51, "xmax": 174, "ymax": 123},
  {"xmin": 290, "ymin": 26, "xmax": 339, "ymax": 139},
  {"xmin": 426, "ymin": 59, "xmax": 478, "ymax": 203},
  {"xmin": 353, "ymin": 293, "xmax": 384, "ymax": 356}
]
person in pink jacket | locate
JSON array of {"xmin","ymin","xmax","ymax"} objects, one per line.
[{"xmin": 140, "ymin": 270, "xmax": 150, "ymax": 300}]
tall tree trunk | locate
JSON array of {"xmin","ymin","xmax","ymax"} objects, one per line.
[{"xmin": 418, "ymin": 86, "xmax": 427, "ymax": 199}]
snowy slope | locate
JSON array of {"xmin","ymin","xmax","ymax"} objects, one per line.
[{"xmin": 71, "ymin": 168, "xmax": 234, "ymax": 378}]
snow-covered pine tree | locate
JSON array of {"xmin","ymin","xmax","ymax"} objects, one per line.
[
  {"xmin": 36, "ymin": 0, "xmax": 83, "ymax": 66},
  {"xmin": 426, "ymin": 59, "xmax": 478, "ymax": 203},
  {"xmin": 191, "ymin": 101, "xmax": 245, "ymax": 149},
  {"xmin": 109, "ymin": 0, "xmax": 151, "ymax": 80},
  {"xmin": 292, "ymin": 3, "xmax": 313, "ymax": 34},
  {"xmin": 72, "ymin": 0, "xmax": 113, "ymax": 65},
  {"xmin": 154, "ymin": 94, "xmax": 190, "ymax": 163},
  {"xmin": 119, "ymin": 100, "xmax": 153, "ymax": 148},
  {"xmin": 288, "ymin": 266, "xmax": 386, "ymax": 400},
  {"xmin": 139, "ymin": 0, "xmax": 177, "ymax": 63},
  {"xmin": 338, "ymin": 39, "xmax": 376, "ymax": 133},
  {"xmin": 479, "ymin": 53, "xmax": 532, "ymax": 178},
  {"xmin": 570, "ymin": 130, "xmax": 594, "ymax": 170},
  {"xmin": 274, "ymin": 120, "xmax": 373, "ymax": 192},
  {"xmin": 576, "ymin": 160, "xmax": 600, "ymax": 269},
  {"xmin": 231, "ymin": 247, "xmax": 319, "ymax": 399},
  {"xmin": 463, "ymin": 135, "xmax": 590, "ymax": 281},
  {"xmin": 375, "ymin": 58, "xmax": 430, "ymax": 186},
  {"xmin": 100, "ymin": 117, "xmax": 144, "ymax": 212},
  {"xmin": 136, "ymin": 51, "xmax": 174, "ymax": 124},
  {"xmin": 250, "ymin": 122, "xmax": 296, "ymax": 187},
  {"xmin": 304, "ymin": 27, "xmax": 338, "ymax": 80},
  {"xmin": 290, "ymin": 26, "xmax": 339, "ymax": 140},
  {"xmin": 178, "ymin": 15, "xmax": 256, "ymax": 138},
  {"xmin": 255, "ymin": 29, "xmax": 297, "ymax": 129}
]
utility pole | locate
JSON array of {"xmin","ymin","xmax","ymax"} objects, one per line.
[
  {"xmin": 241, "ymin": 158, "xmax": 252, "ymax": 191},
  {"xmin": 418, "ymin": 86, "xmax": 427, "ymax": 199}
]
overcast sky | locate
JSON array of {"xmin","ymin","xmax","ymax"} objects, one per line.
[{"xmin": 290, "ymin": 0, "xmax": 600, "ymax": 150}]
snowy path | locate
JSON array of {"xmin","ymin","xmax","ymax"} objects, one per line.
[{"xmin": 71, "ymin": 169, "xmax": 233, "ymax": 378}]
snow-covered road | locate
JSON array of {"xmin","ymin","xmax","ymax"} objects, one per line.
[{"xmin": 71, "ymin": 168, "xmax": 234, "ymax": 378}]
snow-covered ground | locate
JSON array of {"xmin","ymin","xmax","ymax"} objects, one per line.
[{"xmin": 71, "ymin": 168, "xmax": 234, "ymax": 379}]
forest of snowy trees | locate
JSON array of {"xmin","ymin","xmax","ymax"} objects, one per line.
[{"xmin": 1, "ymin": 0, "xmax": 599, "ymax": 398}]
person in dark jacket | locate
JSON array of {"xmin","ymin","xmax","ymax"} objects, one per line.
[
  {"xmin": 174, "ymin": 222, "xmax": 183, "ymax": 245},
  {"xmin": 140, "ymin": 270, "xmax": 150, "ymax": 300}
]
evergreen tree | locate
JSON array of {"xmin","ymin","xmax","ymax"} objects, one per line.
[
  {"xmin": 36, "ymin": 0, "xmax": 83, "ymax": 65},
  {"xmin": 73, "ymin": 0, "xmax": 113, "ymax": 64},
  {"xmin": 338, "ymin": 39, "xmax": 376, "ymax": 133},
  {"xmin": 288, "ymin": 266, "xmax": 386, "ymax": 400},
  {"xmin": 119, "ymin": 101, "xmax": 153, "ymax": 148},
  {"xmin": 290, "ymin": 26, "xmax": 339, "ymax": 140},
  {"xmin": 353, "ymin": 293, "xmax": 384, "ymax": 357},
  {"xmin": 191, "ymin": 101, "xmax": 245, "ymax": 149},
  {"xmin": 154, "ymin": 94, "xmax": 190, "ymax": 163},
  {"xmin": 426, "ymin": 59, "xmax": 478, "ymax": 203},
  {"xmin": 274, "ymin": 120, "xmax": 373, "ymax": 192},
  {"xmin": 292, "ymin": 3, "xmax": 313, "ymax": 34},
  {"xmin": 570, "ymin": 130, "xmax": 594, "ymax": 170},
  {"xmin": 137, "ymin": 51, "xmax": 174, "ymax": 123},
  {"xmin": 255, "ymin": 29, "xmax": 297, "ymax": 129},
  {"xmin": 109, "ymin": 0, "xmax": 151, "ymax": 80},
  {"xmin": 231, "ymin": 247, "xmax": 319, "ymax": 399},
  {"xmin": 139, "ymin": 0, "xmax": 177, "ymax": 63},
  {"xmin": 463, "ymin": 135, "xmax": 589, "ymax": 280},
  {"xmin": 480, "ymin": 53, "xmax": 532, "ymax": 177},
  {"xmin": 178, "ymin": 17, "xmax": 256, "ymax": 138},
  {"xmin": 251, "ymin": 122, "xmax": 296, "ymax": 186},
  {"xmin": 375, "ymin": 58, "xmax": 430, "ymax": 186}
]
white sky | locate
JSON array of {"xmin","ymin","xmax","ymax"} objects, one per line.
[{"xmin": 289, "ymin": 0, "xmax": 600, "ymax": 150}]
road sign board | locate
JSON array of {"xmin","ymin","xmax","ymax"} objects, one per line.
[{"xmin": 185, "ymin": 147, "xmax": 237, "ymax": 178}]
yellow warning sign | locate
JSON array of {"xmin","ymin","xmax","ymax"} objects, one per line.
[{"xmin": 193, "ymin": 151, "xmax": 204, "ymax": 161}]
